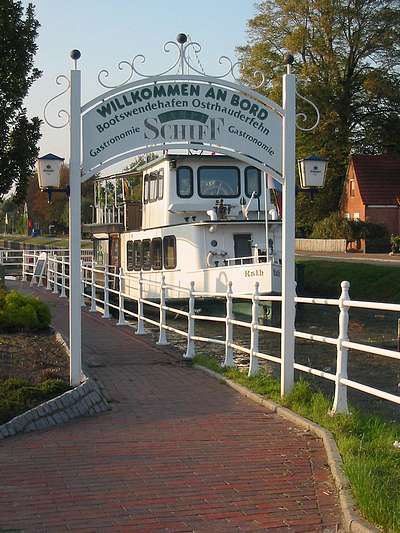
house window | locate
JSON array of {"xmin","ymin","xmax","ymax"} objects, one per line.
[
  {"xmin": 158, "ymin": 169, "xmax": 164, "ymax": 200},
  {"xmin": 177, "ymin": 166, "xmax": 193, "ymax": 198},
  {"xmin": 245, "ymin": 167, "xmax": 261, "ymax": 197},
  {"xmin": 344, "ymin": 213, "xmax": 351, "ymax": 219},
  {"xmin": 126, "ymin": 240, "xmax": 134, "ymax": 271},
  {"xmin": 149, "ymin": 172, "xmax": 158, "ymax": 202},
  {"xmin": 198, "ymin": 166, "xmax": 240, "ymax": 198},
  {"xmin": 353, "ymin": 212, "xmax": 360, "ymax": 220},
  {"xmin": 163, "ymin": 235, "xmax": 177, "ymax": 269},
  {"xmin": 151, "ymin": 238, "xmax": 163, "ymax": 270},
  {"xmin": 143, "ymin": 174, "xmax": 149, "ymax": 203},
  {"xmin": 142, "ymin": 239, "xmax": 151, "ymax": 270},
  {"xmin": 133, "ymin": 240, "xmax": 142, "ymax": 271},
  {"xmin": 349, "ymin": 180, "xmax": 355, "ymax": 197}
]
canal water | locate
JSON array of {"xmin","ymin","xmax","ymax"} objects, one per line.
[{"xmin": 133, "ymin": 299, "xmax": 400, "ymax": 422}]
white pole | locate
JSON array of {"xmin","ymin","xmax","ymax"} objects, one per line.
[
  {"xmin": 264, "ymin": 173, "xmax": 270, "ymax": 263},
  {"xmin": 69, "ymin": 65, "xmax": 82, "ymax": 387},
  {"xmin": 248, "ymin": 282, "xmax": 260, "ymax": 376},
  {"xmin": 60, "ymin": 255, "xmax": 67, "ymax": 298},
  {"xmin": 332, "ymin": 281, "xmax": 350, "ymax": 414},
  {"xmin": 103, "ymin": 264, "xmax": 110, "ymax": 319},
  {"xmin": 280, "ymin": 61, "xmax": 296, "ymax": 396},
  {"xmin": 157, "ymin": 275, "xmax": 168, "ymax": 345},
  {"xmin": 136, "ymin": 271, "xmax": 145, "ymax": 335},
  {"xmin": 184, "ymin": 281, "xmax": 195, "ymax": 360},
  {"xmin": 223, "ymin": 281, "xmax": 234, "ymax": 367},
  {"xmin": 90, "ymin": 260, "xmax": 97, "ymax": 312},
  {"xmin": 117, "ymin": 267, "xmax": 127, "ymax": 326}
]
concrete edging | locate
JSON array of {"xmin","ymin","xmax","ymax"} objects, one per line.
[
  {"xmin": 0, "ymin": 332, "xmax": 110, "ymax": 440},
  {"xmin": 194, "ymin": 364, "xmax": 378, "ymax": 533}
]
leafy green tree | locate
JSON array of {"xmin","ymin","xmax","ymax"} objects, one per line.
[
  {"xmin": 0, "ymin": 1, "xmax": 41, "ymax": 203},
  {"xmin": 238, "ymin": 0, "xmax": 400, "ymax": 233}
]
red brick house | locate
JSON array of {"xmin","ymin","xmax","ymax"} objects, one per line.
[{"xmin": 341, "ymin": 154, "xmax": 400, "ymax": 235}]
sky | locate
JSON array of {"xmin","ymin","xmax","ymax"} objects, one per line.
[{"xmin": 24, "ymin": 0, "xmax": 257, "ymax": 173}]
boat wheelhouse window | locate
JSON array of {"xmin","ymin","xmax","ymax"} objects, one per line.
[
  {"xmin": 133, "ymin": 240, "xmax": 142, "ymax": 271},
  {"xmin": 177, "ymin": 166, "xmax": 193, "ymax": 198},
  {"xmin": 142, "ymin": 239, "xmax": 151, "ymax": 270},
  {"xmin": 163, "ymin": 235, "xmax": 177, "ymax": 269},
  {"xmin": 93, "ymin": 239, "xmax": 106, "ymax": 265},
  {"xmin": 151, "ymin": 238, "xmax": 162, "ymax": 270},
  {"xmin": 149, "ymin": 172, "xmax": 158, "ymax": 202},
  {"xmin": 245, "ymin": 167, "xmax": 261, "ymax": 198},
  {"xmin": 158, "ymin": 169, "xmax": 164, "ymax": 200},
  {"xmin": 126, "ymin": 240, "xmax": 134, "ymax": 271},
  {"xmin": 143, "ymin": 174, "xmax": 149, "ymax": 204},
  {"xmin": 198, "ymin": 166, "xmax": 240, "ymax": 198}
]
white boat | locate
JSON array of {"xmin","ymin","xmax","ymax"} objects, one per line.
[{"xmin": 85, "ymin": 154, "xmax": 282, "ymax": 300}]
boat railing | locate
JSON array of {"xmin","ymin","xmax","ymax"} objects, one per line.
[
  {"xmin": 15, "ymin": 247, "xmax": 400, "ymax": 415},
  {"xmin": 223, "ymin": 255, "xmax": 281, "ymax": 266}
]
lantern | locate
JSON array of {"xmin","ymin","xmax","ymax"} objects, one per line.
[
  {"xmin": 36, "ymin": 153, "xmax": 64, "ymax": 190},
  {"xmin": 297, "ymin": 155, "xmax": 328, "ymax": 189}
]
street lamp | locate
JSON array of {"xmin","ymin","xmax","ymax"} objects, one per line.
[
  {"xmin": 297, "ymin": 155, "xmax": 328, "ymax": 189},
  {"xmin": 36, "ymin": 153, "xmax": 69, "ymax": 202}
]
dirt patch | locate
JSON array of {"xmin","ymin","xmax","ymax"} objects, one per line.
[{"xmin": 0, "ymin": 331, "xmax": 69, "ymax": 384}]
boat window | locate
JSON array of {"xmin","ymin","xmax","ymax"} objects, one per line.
[
  {"xmin": 245, "ymin": 167, "xmax": 261, "ymax": 198},
  {"xmin": 149, "ymin": 172, "xmax": 158, "ymax": 202},
  {"xmin": 163, "ymin": 235, "xmax": 177, "ymax": 269},
  {"xmin": 158, "ymin": 169, "xmax": 164, "ymax": 200},
  {"xmin": 126, "ymin": 240, "xmax": 134, "ymax": 271},
  {"xmin": 198, "ymin": 166, "xmax": 240, "ymax": 198},
  {"xmin": 142, "ymin": 239, "xmax": 151, "ymax": 270},
  {"xmin": 177, "ymin": 166, "xmax": 193, "ymax": 198},
  {"xmin": 151, "ymin": 238, "xmax": 162, "ymax": 270},
  {"xmin": 93, "ymin": 239, "xmax": 106, "ymax": 266},
  {"xmin": 133, "ymin": 240, "xmax": 142, "ymax": 271},
  {"xmin": 143, "ymin": 174, "xmax": 149, "ymax": 204}
]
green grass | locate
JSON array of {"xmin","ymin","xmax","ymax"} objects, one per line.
[
  {"xmin": 0, "ymin": 377, "xmax": 70, "ymax": 424},
  {"xmin": 297, "ymin": 259, "xmax": 400, "ymax": 302},
  {"xmin": 1, "ymin": 234, "xmax": 92, "ymax": 248},
  {"xmin": 194, "ymin": 354, "xmax": 400, "ymax": 532}
]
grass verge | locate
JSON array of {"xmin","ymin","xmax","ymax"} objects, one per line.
[
  {"xmin": 194, "ymin": 354, "xmax": 400, "ymax": 533},
  {"xmin": 0, "ymin": 377, "xmax": 70, "ymax": 424},
  {"xmin": 297, "ymin": 259, "xmax": 400, "ymax": 302}
]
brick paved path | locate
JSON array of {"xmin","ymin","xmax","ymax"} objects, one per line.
[{"xmin": 0, "ymin": 283, "xmax": 341, "ymax": 532}]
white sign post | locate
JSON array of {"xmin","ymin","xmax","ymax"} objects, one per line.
[{"xmin": 43, "ymin": 36, "xmax": 320, "ymax": 395}]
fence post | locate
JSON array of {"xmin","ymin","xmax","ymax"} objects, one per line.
[
  {"xmin": 22, "ymin": 250, "xmax": 27, "ymax": 282},
  {"xmin": 80, "ymin": 260, "xmax": 86, "ymax": 307},
  {"xmin": 157, "ymin": 275, "xmax": 168, "ymax": 345},
  {"xmin": 331, "ymin": 280, "xmax": 350, "ymax": 414},
  {"xmin": 46, "ymin": 255, "xmax": 52, "ymax": 290},
  {"xmin": 60, "ymin": 255, "xmax": 67, "ymax": 297},
  {"xmin": 52, "ymin": 255, "xmax": 59, "ymax": 294},
  {"xmin": 90, "ymin": 260, "xmax": 97, "ymax": 312},
  {"xmin": 29, "ymin": 251, "xmax": 38, "ymax": 287},
  {"xmin": 248, "ymin": 282, "xmax": 260, "ymax": 376},
  {"xmin": 184, "ymin": 281, "xmax": 195, "ymax": 360},
  {"xmin": 136, "ymin": 271, "xmax": 145, "ymax": 335},
  {"xmin": 223, "ymin": 281, "xmax": 234, "ymax": 367},
  {"xmin": 103, "ymin": 264, "xmax": 110, "ymax": 319},
  {"xmin": 117, "ymin": 267, "xmax": 127, "ymax": 326}
]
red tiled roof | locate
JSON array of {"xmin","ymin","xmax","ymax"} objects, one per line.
[{"xmin": 351, "ymin": 154, "xmax": 400, "ymax": 205}]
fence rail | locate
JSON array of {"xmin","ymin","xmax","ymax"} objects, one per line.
[{"xmin": 4, "ymin": 248, "xmax": 400, "ymax": 414}]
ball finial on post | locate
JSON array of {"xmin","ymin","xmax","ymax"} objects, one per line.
[
  {"xmin": 284, "ymin": 53, "xmax": 295, "ymax": 74},
  {"xmin": 70, "ymin": 49, "xmax": 81, "ymax": 69},
  {"xmin": 176, "ymin": 33, "xmax": 188, "ymax": 44}
]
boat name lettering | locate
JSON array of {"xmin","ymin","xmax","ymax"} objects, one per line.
[{"xmin": 244, "ymin": 269, "xmax": 264, "ymax": 278}]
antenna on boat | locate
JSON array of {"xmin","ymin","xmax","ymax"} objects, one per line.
[{"xmin": 176, "ymin": 33, "xmax": 188, "ymax": 75}]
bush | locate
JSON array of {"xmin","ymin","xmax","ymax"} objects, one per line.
[
  {"xmin": 311, "ymin": 213, "xmax": 389, "ymax": 242},
  {"xmin": 0, "ymin": 377, "xmax": 70, "ymax": 424},
  {"xmin": 0, "ymin": 290, "xmax": 51, "ymax": 332}
]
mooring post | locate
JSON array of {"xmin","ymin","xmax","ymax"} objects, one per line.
[
  {"xmin": 136, "ymin": 271, "xmax": 145, "ymax": 335},
  {"xmin": 184, "ymin": 281, "xmax": 196, "ymax": 360},
  {"xmin": 103, "ymin": 264, "xmax": 110, "ymax": 319},
  {"xmin": 60, "ymin": 255, "xmax": 67, "ymax": 297},
  {"xmin": 248, "ymin": 282, "xmax": 260, "ymax": 376},
  {"xmin": 157, "ymin": 275, "xmax": 168, "ymax": 345},
  {"xmin": 90, "ymin": 260, "xmax": 97, "ymax": 312},
  {"xmin": 332, "ymin": 280, "xmax": 350, "ymax": 414},
  {"xmin": 223, "ymin": 281, "xmax": 234, "ymax": 367},
  {"xmin": 117, "ymin": 267, "xmax": 127, "ymax": 326}
]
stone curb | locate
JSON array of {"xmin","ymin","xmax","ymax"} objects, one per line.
[
  {"xmin": 0, "ymin": 332, "xmax": 110, "ymax": 441},
  {"xmin": 194, "ymin": 364, "xmax": 378, "ymax": 533}
]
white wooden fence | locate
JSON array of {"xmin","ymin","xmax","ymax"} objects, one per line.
[
  {"xmin": 6, "ymin": 249, "xmax": 400, "ymax": 415},
  {"xmin": 296, "ymin": 238, "xmax": 347, "ymax": 253}
]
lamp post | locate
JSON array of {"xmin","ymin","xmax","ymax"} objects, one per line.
[
  {"xmin": 298, "ymin": 155, "xmax": 328, "ymax": 189},
  {"xmin": 36, "ymin": 51, "xmax": 82, "ymax": 387}
]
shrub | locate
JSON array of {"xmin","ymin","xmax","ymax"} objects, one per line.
[
  {"xmin": 311, "ymin": 213, "xmax": 388, "ymax": 242},
  {"xmin": 0, "ymin": 290, "xmax": 51, "ymax": 332}
]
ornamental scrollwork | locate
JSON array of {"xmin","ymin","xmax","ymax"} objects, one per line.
[
  {"xmin": 296, "ymin": 91, "xmax": 320, "ymax": 131},
  {"xmin": 43, "ymin": 75, "xmax": 71, "ymax": 129}
]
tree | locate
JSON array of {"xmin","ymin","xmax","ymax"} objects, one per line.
[
  {"xmin": 238, "ymin": 0, "xmax": 400, "ymax": 233},
  {"xmin": 0, "ymin": 1, "xmax": 41, "ymax": 202}
]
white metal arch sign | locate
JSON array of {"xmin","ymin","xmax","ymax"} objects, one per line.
[{"xmin": 81, "ymin": 75, "xmax": 283, "ymax": 179}]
